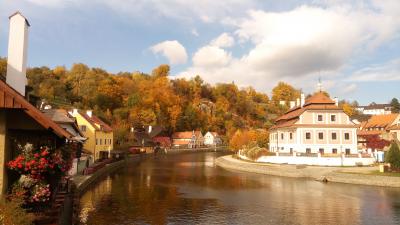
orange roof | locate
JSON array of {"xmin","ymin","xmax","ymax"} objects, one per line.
[
  {"xmin": 304, "ymin": 92, "xmax": 335, "ymax": 106},
  {"xmin": 362, "ymin": 114, "xmax": 399, "ymax": 129},
  {"xmin": 0, "ymin": 80, "xmax": 72, "ymax": 139},
  {"xmin": 172, "ymin": 131, "xmax": 202, "ymax": 139},
  {"xmin": 79, "ymin": 112, "xmax": 113, "ymax": 132},
  {"xmin": 271, "ymin": 92, "xmax": 342, "ymax": 130}
]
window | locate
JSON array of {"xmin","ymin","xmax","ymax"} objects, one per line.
[
  {"xmin": 290, "ymin": 133, "xmax": 293, "ymax": 140},
  {"xmin": 318, "ymin": 132, "xmax": 324, "ymax": 140},
  {"xmin": 306, "ymin": 132, "xmax": 311, "ymax": 140},
  {"xmin": 290, "ymin": 148, "xmax": 293, "ymax": 154},
  {"xmin": 80, "ymin": 125, "xmax": 86, "ymax": 132},
  {"xmin": 331, "ymin": 115, "xmax": 336, "ymax": 122},
  {"xmin": 318, "ymin": 115, "xmax": 323, "ymax": 121},
  {"xmin": 96, "ymin": 139, "xmax": 98, "ymax": 145},
  {"xmin": 100, "ymin": 139, "xmax": 103, "ymax": 145},
  {"xmin": 319, "ymin": 148, "xmax": 324, "ymax": 154},
  {"xmin": 331, "ymin": 132, "xmax": 337, "ymax": 140},
  {"xmin": 332, "ymin": 148, "xmax": 337, "ymax": 154},
  {"xmin": 281, "ymin": 133, "xmax": 284, "ymax": 140},
  {"xmin": 344, "ymin": 133, "xmax": 350, "ymax": 140},
  {"xmin": 345, "ymin": 148, "xmax": 350, "ymax": 155},
  {"xmin": 306, "ymin": 148, "xmax": 311, "ymax": 154}
]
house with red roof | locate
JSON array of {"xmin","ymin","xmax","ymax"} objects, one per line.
[
  {"xmin": 269, "ymin": 92, "xmax": 358, "ymax": 155},
  {"xmin": 171, "ymin": 131, "xmax": 204, "ymax": 148},
  {"xmin": 70, "ymin": 109, "xmax": 113, "ymax": 160}
]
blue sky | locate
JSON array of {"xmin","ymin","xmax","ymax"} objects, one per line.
[{"xmin": 1, "ymin": 0, "xmax": 399, "ymax": 105}]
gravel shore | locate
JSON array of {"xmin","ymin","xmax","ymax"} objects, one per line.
[{"xmin": 216, "ymin": 155, "xmax": 400, "ymax": 188}]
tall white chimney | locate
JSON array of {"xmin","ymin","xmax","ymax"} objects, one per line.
[
  {"xmin": 334, "ymin": 97, "xmax": 339, "ymax": 106},
  {"xmin": 6, "ymin": 11, "xmax": 30, "ymax": 96},
  {"xmin": 300, "ymin": 93, "xmax": 305, "ymax": 107}
]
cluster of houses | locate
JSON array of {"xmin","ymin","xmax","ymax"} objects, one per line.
[
  {"xmin": 0, "ymin": 12, "xmax": 223, "ymax": 196},
  {"xmin": 269, "ymin": 91, "xmax": 400, "ymax": 158}
]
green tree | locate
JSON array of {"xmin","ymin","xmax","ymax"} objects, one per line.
[
  {"xmin": 390, "ymin": 98, "xmax": 400, "ymax": 113},
  {"xmin": 385, "ymin": 143, "xmax": 400, "ymax": 170}
]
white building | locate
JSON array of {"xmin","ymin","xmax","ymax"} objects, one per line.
[
  {"xmin": 204, "ymin": 132, "xmax": 222, "ymax": 146},
  {"xmin": 269, "ymin": 92, "xmax": 358, "ymax": 155},
  {"xmin": 356, "ymin": 103, "xmax": 392, "ymax": 115}
]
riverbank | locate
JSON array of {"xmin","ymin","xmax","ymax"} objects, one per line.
[{"xmin": 216, "ymin": 155, "xmax": 400, "ymax": 188}]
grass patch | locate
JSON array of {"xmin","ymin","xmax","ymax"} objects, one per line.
[{"xmin": 369, "ymin": 170, "xmax": 400, "ymax": 177}]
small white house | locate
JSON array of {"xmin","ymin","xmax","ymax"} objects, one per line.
[{"xmin": 204, "ymin": 132, "xmax": 222, "ymax": 146}]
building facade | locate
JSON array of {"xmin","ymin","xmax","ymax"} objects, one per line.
[
  {"xmin": 204, "ymin": 132, "xmax": 222, "ymax": 146},
  {"xmin": 70, "ymin": 109, "xmax": 113, "ymax": 160},
  {"xmin": 172, "ymin": 131, "xmax": 204, "ymax": 148},
  {"xmin": 269, "ymin": 92, "xmax": 358, "ymax": 155},
  {"xmin": 356, "ymin": 103, "xmax": 392, "ymax": 115},
  {"xmin": 358, "ymin": 114, "xmax": 400, "ymax": 142}
]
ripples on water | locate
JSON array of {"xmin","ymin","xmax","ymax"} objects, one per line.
[{"xmin": 79, "ymin": 152, "xmax": 400, "ymax": 225}]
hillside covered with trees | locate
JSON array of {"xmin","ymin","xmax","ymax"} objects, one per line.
[{"xmin": 0, "ymin": 57, "xmax": 375, "ymax": 148}]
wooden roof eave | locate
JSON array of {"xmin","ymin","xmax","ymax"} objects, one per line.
[{"xmin": 0, "ymin": 81, "xmax": 73, "ymax": 140}]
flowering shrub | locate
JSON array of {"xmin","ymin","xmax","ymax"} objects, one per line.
[
  {"xmin": 8, "ymin": 145, "xmax": 68, "ymax": 179},
  {"xmin": 30, "ymin": 183, "xmax": 51, "ymax": 203},
  {"xmin": 7, "ymin": 143, "xmax": 73, "ymax": 207}
]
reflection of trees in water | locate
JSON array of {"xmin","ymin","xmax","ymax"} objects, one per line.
[{"xmin": 79, "ymin": 153, "xmax": 400, "ymax": 225}]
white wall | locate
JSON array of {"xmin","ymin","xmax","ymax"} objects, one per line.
[{"xmin": 256, "ymin": 155, "xmax": 375, "ymax": 166}]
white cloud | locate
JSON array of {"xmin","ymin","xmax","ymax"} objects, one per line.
[
  {"xmin": 210, "ymin": 33, "xmax": 235, "ymax": 48},
  {"xmin": 192, "ymin": 46, "xmax": 232, "ymax": 68},
  {"xmin": 150, "ymin": 40, "xmax": 188, "ymax": 65},
  {"xmin": 179, "ymin": 2, "xmax": 400, "ymax": 92},
  {"xmin": 347, "ymin": 58, "xmax": 400, "ymax": 82}
]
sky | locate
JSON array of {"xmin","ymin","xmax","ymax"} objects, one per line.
[{"xmin": 0, "ymin": 0, "xmax": 399, "ymax": 105}]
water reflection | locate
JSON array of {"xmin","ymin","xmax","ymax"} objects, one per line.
[{"xmin": 79, "ymin": 152, "xmax": 400, "ymax": 225}]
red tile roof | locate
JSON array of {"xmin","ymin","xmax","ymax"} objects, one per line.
[
  {"xmin": 361, "ymin": 114, "xmax": 399, "ymax": 129},
  {"xmin": 79, "ymin": 112, "xmax": 113, "ymax": 132},
  {"xmin": 271, "ymin": 92, "xmax": 343, "ymax": 130},
  {"xmin": 172, "ymin": 131, "xmax": 202, "ymax": 139},
  {"xmin": 0, "ymin": 80, "xmax": 72, "ymax": 139}
]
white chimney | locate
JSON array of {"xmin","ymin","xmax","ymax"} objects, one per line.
[
  {"xmin": 6, "ymin": 12, "xmax": 30, "ymax": 96},
  {"xmin": 69, "ymin": 108, "xmax": 79, "ymax": 117},
  {"xmin": 334, "ymin": 97, "xmax": 339, "ymax": 106},
  {"xmin": 300, "ymin": 93, "xmax": 305, "ymax": 107},
  {"xmin": 86, "ymin": 110, "xmax": 92, "ymax": 118},
  {"xmin": 289, "ymin": 101, "xmax": 295, "ymax": 109}
]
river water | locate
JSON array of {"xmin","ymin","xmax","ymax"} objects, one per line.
[{"xmin": 79, "ymin": 152, "xmax": 400, "ymax": 225}]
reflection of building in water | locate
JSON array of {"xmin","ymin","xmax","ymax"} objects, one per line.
[
  {"xmin": 268, "ymin": 178, "xmax": 362, "ymax": 225},
  {"xmin": 79, "ymin": 176, "xmax": 113, "ymax": 223}
]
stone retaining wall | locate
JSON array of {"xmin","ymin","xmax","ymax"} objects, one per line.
[{"xmin": 217, "ymin": 155, "xmax": 400, "ymax": 188}]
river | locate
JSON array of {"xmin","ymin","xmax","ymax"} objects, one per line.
[{"xmin": 79, "ymin": 152, "xmax": 400, "ymax": 225}]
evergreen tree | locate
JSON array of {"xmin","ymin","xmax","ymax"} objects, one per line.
[
  {"xmin": 385, "ymin": 142, "xmax": 400, "ymax": 169},
  {"xmin": 390, "ymin": 98, "xmax": 400, "ymax": 113}
]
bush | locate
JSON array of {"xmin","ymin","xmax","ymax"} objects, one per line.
[
  {"xmin": 0, "ymin": 197, "xmax": 34, "ymax": 225},
  {"xmin": 385, "ymin": 143, "xmax": 400, "ymax": 170},
  {"xmin": 241, "ymin": 145, "xmax": 268, "ymax": 161}
]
